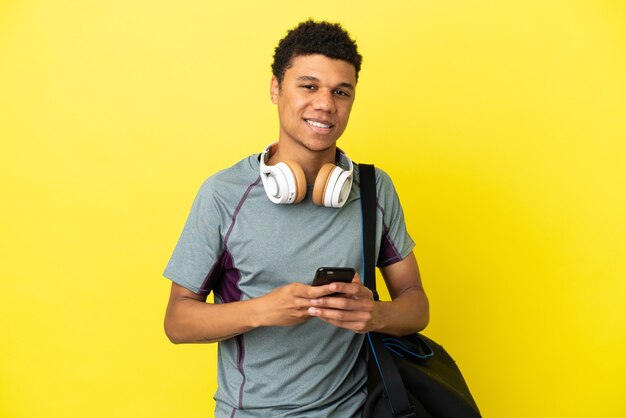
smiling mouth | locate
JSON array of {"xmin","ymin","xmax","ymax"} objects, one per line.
[{"xmin": 305, "ymin": 119, "xmax": 333, "ymax": 129}]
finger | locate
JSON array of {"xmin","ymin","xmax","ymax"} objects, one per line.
[
  {"xmin": 327, "ymin": 281, "xmax": 359, "ymax": 296},
  {"xmin": 310, "ymin": 296, "xmax": 372, "ymax": 311},
  {"xmin": 349, "ymin": 273, "xmax": 375, "ymax": 299},
  {"xmin": 354, "ymin": 283, "xmax": 374, "ymax": 299},
  {"xmin": 313, "ymin": 316, "xmax": 371, "ymax": 334},
  {"xmin": 308, "ymin": 306, "xmax": 371, "ymax": 323},
  {"xmin": 289, "ymin": 282, "xmax": 334, "ymax": 299},
  {"xmin": 306, "ymin": 284, "xmax": 338, "ymax": 298},
  {"xmin": 316, "ymin": 272, "xmax": 360, "ymax": 295},
  {"xmin": 336, "ymin": 275, "xmax": 362, "ymax": 295},
  {"xmin": 329, "ymin": 281, "xmax": 373, "ymax": 299}
]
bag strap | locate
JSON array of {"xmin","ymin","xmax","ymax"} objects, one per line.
[
  {"xmin": 359, "ymin": 164, "xmax": 417, "ymax": 418},
  {"xmin": 359, "ymin": 163, "xmax": 378, "ymax": 298}
]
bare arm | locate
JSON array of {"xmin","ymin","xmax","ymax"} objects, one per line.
[
  {"xmin": 308, "ymin": 252, "xmax": 429, "ymax": 336},
  {"xmin": 376, "ymin": 252, "xmax": 429, "ymax": 335},
  {"xmin": 164, "ymin": 280, "xmax": 334, "ymax": 344}
]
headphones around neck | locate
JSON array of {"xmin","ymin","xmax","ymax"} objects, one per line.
[{"xmin": 259, "ymin": 143, "xmax": 354, "ymax": 208}]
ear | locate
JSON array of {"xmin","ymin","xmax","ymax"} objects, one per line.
[{"xmin": 270, "ymin": 76, "xmax": 279, "ymax": 104}]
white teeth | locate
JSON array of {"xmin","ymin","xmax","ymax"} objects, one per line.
[{"xmin": 306, "ymin": 119, "xmax": 331, "ymax": 129}]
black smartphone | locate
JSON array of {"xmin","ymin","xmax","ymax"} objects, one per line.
[{"xmin": 312, "ymin": 267, "xmax": 356, "ymax": 286}]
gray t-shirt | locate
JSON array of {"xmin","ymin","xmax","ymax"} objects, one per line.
[{"xmin": 164, "ymin": 154, "xmax": 415, "ymax": 417}]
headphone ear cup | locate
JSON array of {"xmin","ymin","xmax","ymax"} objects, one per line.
[
  {"xmin": 283, "ymin": 160, "xmax": 307, "ymax": 203},
  {"xmin": 312, "ymin": 163, "xmax": 337, "ymax": 206}
]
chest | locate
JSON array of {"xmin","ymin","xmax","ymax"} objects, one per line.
[{"xmin": 223, "ymin": 187, "xmax": 364, "ymax": 296}]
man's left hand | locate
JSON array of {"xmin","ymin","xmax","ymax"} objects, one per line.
[{"xmin": 307, "ymin": 273, "xmax": 379, "ymax": 333}]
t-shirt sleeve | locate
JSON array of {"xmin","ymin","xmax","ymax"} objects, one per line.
[
  {"xmin": 163, "ymin": 178, "xmax": 223, "ymax": 295},
  {"xmin": 375, "ymin": 169, "xmax": 416, "ymax": 268}
]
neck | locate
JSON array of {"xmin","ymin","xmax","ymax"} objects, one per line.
[{"xmin": 268, "ymin": 142, "xmax": 337, "ymax": 184}]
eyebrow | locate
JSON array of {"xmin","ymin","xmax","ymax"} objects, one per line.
[{"xmin": 296, "ymin": 75, "xmax": 355, "ymax": 91}]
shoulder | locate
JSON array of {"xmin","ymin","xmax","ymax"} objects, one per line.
[
  {"xmin": 352, "ymin": 163, "xmax": 398, "ymax": 200},
  {"xmin": 373, "ymin": 166, "xmax": 394, "ymax": 189},
  {"xmin": 186, "ymin": 154, "xmax": 262, "ymax": 217},
  {"xmin": 354, "ymin": 162, "xmax": 394, "ymax": 184},
  {"xmin": 197, "ymin": 154, "xmax": 261, "ymax": 196},
  {"xmin": 358, "ymin": 164, "xmax": 396, "ymax": 195}
]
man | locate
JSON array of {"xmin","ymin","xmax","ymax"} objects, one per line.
[{"xmin": 163, "ymin": 20, "xmax": 429, "ymax": 417}]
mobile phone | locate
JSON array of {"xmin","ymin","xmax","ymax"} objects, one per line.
[{"xmin": 312, "ymin": 267, "xmax": 356, "ymax": 287}]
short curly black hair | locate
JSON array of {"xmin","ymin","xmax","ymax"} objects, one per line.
[{"xmin": 272, "ymin": 19, "xmax": 362, "ymax": 85}]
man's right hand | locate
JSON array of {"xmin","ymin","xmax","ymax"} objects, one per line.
[
  {"xmin": 164, "ymin": 280, "xmax": 336, "ymax": 344},
  {"xmin": 252, "ymin": 282, "xmax": 334, "ymax": 327}
]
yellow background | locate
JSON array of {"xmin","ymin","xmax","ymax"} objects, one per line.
[{"xmin": 1, "ymin": 1, "xmax": 625, "ymax": 417}]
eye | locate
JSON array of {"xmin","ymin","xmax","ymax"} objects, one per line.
[
  {"xmin": 301, "ymin": 84, "xmax": 317, "ymax": 91},
  {"xmin": 333, "ymin": 89, "xmax": 350, "ymax": 97}
]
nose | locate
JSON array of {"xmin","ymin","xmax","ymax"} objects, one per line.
[{"xmin": 312, "ymin": 89, "xmax": 336, "ymax": 113}]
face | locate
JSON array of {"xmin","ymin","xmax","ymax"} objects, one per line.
[{"xmin": 270, "ymin": 54, "xmax": 357, "ymax": 153}]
